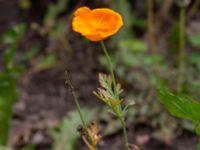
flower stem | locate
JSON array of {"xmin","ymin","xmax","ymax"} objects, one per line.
[
  {"xmin": 65, "ymin": 72, "xmax": 96, "ymax": 149},
  {"xmin": 72, "ymin": 92, "xmax": 96, "ymax": 148},
  {"xmin": 177, "ymin": 6, "xmax": 185, "ymax": 92},
  {"xmin": 100, "ymin": 41, "xmax": 129, "ymax": 150},
  {"xmin": 118, "ymin": 116, "xmax": 129, "ymax": 150},
  {"xmin": 100, "ymin": 41, "xmax": 122, "ymax": 113},
  {"xmin": 100, "ymin": 41, "xmax": 117, "ymax": 97},
  {"xmin": 147, "ymin": 0, "xmax": 159, "ymax": 77}
]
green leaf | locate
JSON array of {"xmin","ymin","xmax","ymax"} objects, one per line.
[
  {"xmin": 50, "ymin": 108, "xmax": 95, "ymax": 150},
  {"xmin": 188, "ymin": 33, "xmax": 200, "ymax": 48},
  {"xmin": 119, "ymin": 39, "xmax": 147, "ymax": 53},
  {"xmin": 49, "ymin": 22, "xmax": 66, "ymax": 40},
  {"xmin": 34, "ymin": 54, "xmax": 57, "ymax": 71},
  {"xmin": 0, "ymin": 76, "xmax": 17, "ymax": 145},
  {"xmin": 2, "ymin": 24, "xmax": 26, "ymax": 44},
  {"xmin": 0, "ymin": 146, "xmax": 13, "ymax": 150},
  {"xmin": 0, "ymin": 24, "xmax": 25, "ymax": 145},
  {"xmin": 120, "ymin": 51, "xmax": 138, "ymax": 67},
  {"xmin": 3, "ymin": 24, "xmax": 26, "ymax": 70},
  {"xmin": 108, "ymin": 39, "xmax": 148, "ymax": 68},
  {"xmin": 195, "ymin": 124, "xmax": 200, "ymax": 136},
  {"xmin": 157, "ymin": 88, "xmax": 200, "ymax": 136},
  {"xmin": 188, "ymin": 53, "xmax": 200, "ymax": 73},
  {"xmin": 44, "ymin": 0, "xmax": 69, "ymax": 25}
]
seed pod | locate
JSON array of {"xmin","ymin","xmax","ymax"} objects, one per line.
[{"xmin": 175, "ymin": 0, "xmax": 191, "ymax": 7}]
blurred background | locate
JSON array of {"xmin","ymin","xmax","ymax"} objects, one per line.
[{"xmin": 0, "ymin": 0, "xmax": 200, "ymax": 150}]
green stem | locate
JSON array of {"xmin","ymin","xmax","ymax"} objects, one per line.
[
  {"xmin": 177, "ymin": 6, "xmax": 185, "ymax": 92},
  {"xmin": 100, "ymin": 41, "xmax": 122, "ymax": 114},
  {"xmin": 147, "ymin": 0, "xmax": 159, "ymax": 77},
  {"xmin": 147, "ymin": 0, "xmax": 154, "ymax": 49},
  {"xmin": 71, "ymin": 88, "xmax": 96, "ymax": 149},
  {"xmin": 100, "ymin": 41, "xmax": 117, "ymax": 98},
  {"xmin": 100, "ymin": 41, "xmax": 129, "ymax": 150},
  {"xmin": 118, "ymin": 116, "xmax": 129, "ymax": 150}
]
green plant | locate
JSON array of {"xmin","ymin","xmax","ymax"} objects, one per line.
[
  {"xmin": 32, "ymin": 0, "xmax": 71, "ymax": 53},
  {"xmin": 33, "ymin": 53, "xmax": 57, "ymax": 72},
  {"xmin": 44, "ymin": 0, "xmax": 69, "ymax": 26},
  {"xmin": 182, "ymin": 53, "xmax": 200, "ymax": 100},
  {"xmin": 188, "ymin": 33, "xmax": 200, "ymax": 48},
  {"xmin": 50, "ymin": 109, "xmax": 95, "ymax": 150},
  {"xmin": 0, "ymin": 24, "xmax": 26, "ymax": 145},
  {"xmin": 65, "ymin": 72, "xmax": 99, "ymax": 150},
  {"xmin": 157, "ymin": 87, "xmax": 200, "ymax": 149},
  {"xmin": 0, "ymin": 146, "xmax": 13, "ymax": 150},
  {"xmin": 41, "ymin": 0, "xmax": 70, "ymax": 39},
  {"xmin": 169, "ymin": 23, "xmax": 180, "ymax": 53},
  {"xmin": 71, "ymin": 6, "xmax": 132, "ymax": 150},
  {"xmin": 100, "ymin": 38, "xmax": 167, "ymax": 87},
  {"xmin": 177, "ymin": 5, "xmax": 186, "ymax": 92},
  {"xmin": 176, "ymin": 0, "xmax": 191, "ymax": 92},
  {"xmin": 94, "ymin": 41, "xmax": 131, "ymax": 150},
  {"xmin": 147, "ymin": 0, "xmax": 160, "ymax": 76}
]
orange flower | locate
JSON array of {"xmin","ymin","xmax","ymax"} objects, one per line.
[{"xmin": 72, "ymin": 7, "xmax": 123, "ymax": 42}]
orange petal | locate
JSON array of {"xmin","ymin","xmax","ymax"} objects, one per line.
[
  {"xmin": 72, "ymin": 7, "xmax": 123, "ymax": 41},
  {"xmin": 72, "ymin": 7, "xmax": 93, "ymax": 35},
  {"xmin": 92, "ymin": 8, "xmax": 123, "ymax": 35}
]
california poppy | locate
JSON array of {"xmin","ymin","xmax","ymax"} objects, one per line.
[{"xmin": 72, "ymin": 7, "xmax": 123, "ymax": 42}]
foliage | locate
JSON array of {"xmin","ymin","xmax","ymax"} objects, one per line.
[
  {"xmin": 35, "ymin": 0, "xmax": 72, "ymax": 54},
  {"xmin": 0, "ymin": 76, "xmax": 17, "ymax": 145},
  {"xmin": 157, "ymin": 87, "xmax": 200, "ymax": 136},
  {"xmin": 0, "ymin": 146, "xmax": 35, "ymax": 150},
  {"xmin": 100, "ymin": 38, "xmax": 167, "ymax": 87},
  {"xmin": 34, "ymin": 54, "xmax": 57, "ymax": 72},
  {"xmin": 93, "ymin": 74, "xmax": 123, "ymax": 113},
  {"xmin": 188, "ymin": 33, "xmax": 200, "ymax": 48},
  {"xmin": 111, "ymin": 0, "xmax": 133, "ymax": 40},
  {"xmin": 44, "ymin": 0, "xmax": 69, "ymax": 25},
  {"xmin": 31, "ymin": 0, "xmax": 70, "ymax": 44},
  {"xmin": 189, "ymin": 53, "xmax": 200, "ymax": 73},
  {"xmin": 2, "ymin": 24, "xmax": 26, "ymax": 72},
  {"xmin": 18, "ymin": 0, "xmax": 31, "ymax": 10},
  {"xmin": 0, "ymin": 146, "xmax": 13, "ymax": 150},
  {"xmin": 110, "ymin": 0, "xmax": 145, "ymax": 46},
  {"xmin": 50, "ymin": 109, "xmax": 95, "ymax": 150},
  {"xmin": 169, "ymin": 24, "xmax": 179, "ymax": 53},
  {"xmin": 0, "ymin": 24, "xmax": 26, "ymax": 145}
]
